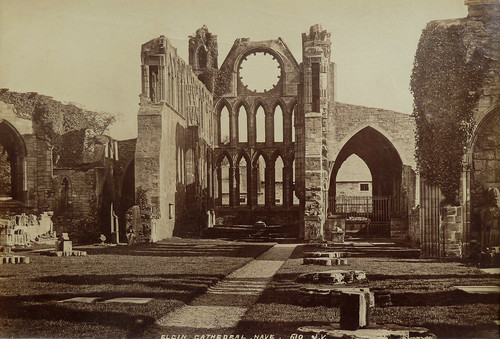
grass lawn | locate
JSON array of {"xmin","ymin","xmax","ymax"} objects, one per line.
[
  {"xmin": 0, "ymin": 239, "xmax": 272, "ymax": 338},
  {"xmin": 236, "ymin": 244, "xmax": 500, "ymax": 338}
]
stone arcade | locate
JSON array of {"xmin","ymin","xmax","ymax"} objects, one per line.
[{"xmin": 134, "ymin": 24, "xmax": 417, "ymax": 242}]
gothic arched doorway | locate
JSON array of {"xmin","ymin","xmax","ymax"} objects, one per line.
[
  {"xmin": 0, "ymin": 121, "xmax": 27, "ymax": 203},
  {"xmin": 328, "ymin": 127, "xmax": 405, "ymax": 236}
]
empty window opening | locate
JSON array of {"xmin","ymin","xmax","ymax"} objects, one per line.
[
  {"xmin": 220, "ymin": 106, "xmax": 230, "ymax": 145},
  {"xmin": 274, "ymin": 105, "xmax": 283, "ymax": 142},
  {"xmin": 257, "ymin": 155, "xmax": 266, "ymax": 205},
  {"xmin": 238, "ymin": 157, "xmax": 248, "ymax": 205},
  {"xmin": 149, "ymin": 66, "xmax": 159, "ymax": 102},
  {"xmin": 312, "ymin": 63, "xmax": 320, "ymax": 112},
  {"xmin": 256, "ymin": 106, "xmax": 265, "ymax": 143},
  {"xmin": 291, "ymin": 104, "xmax": 296, "ymax": 142},
  {"xmin": 221, "ymin": 156, "xmax": 231, "ymax": 205},
  {"xmin": 238, "ymin": 106, "xmax": 248, "ymax": 143},
  {"xmin": 239, "ymin": 52, "xmax": 280, "ymax": 92},
  {"xmin": 197, "ymin": 46, "xmax": 207, "ymax": 69},
  {"xmin": 275, "ymin": 156, "xmax": 284, "ymax": 205}
]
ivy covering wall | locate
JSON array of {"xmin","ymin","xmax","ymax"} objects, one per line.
[
  {"xmin": 0, "ymin": 90, "xmax": 116, "ymax": 140},
  {"xmin": 410, "ymin": 22, "xmax": 489, "ymax": 204}
]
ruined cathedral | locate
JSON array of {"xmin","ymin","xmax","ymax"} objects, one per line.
[
  {"xmin": 1, "ymin": 0, "xmax": 498, "ymax": 260},
  {"xmin": 134, "ymin": 24, "xmax": 417, "ymax": 241}
]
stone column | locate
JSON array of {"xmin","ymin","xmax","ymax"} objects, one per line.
[
  {"xmin": 216, "ymin": 166, "xmax": 222, "ymax": 206},
  {"xmin": 230, "ymin": 110, "xmax": 237, "ymax": 146},
  {"xmin": 283, "ymin": 164, "xmax": 293, "ymax": 206},
  {"xmin": 265, "ymin": 164, "xmax": 275, "ymax": 206},
  {"xmin": 304, "ymin": 112, "xmax": 325, "ymax": 240},
  {"xmin": 265, "ymin": 110, "xmax": 274, "ymax": 146},
  {"xmin": 249, "ymin": 166, "xmax": 258, "ymax": 206},
  {"xmin": 249, "ymin": 109, "xmax": 256, "ymax": 146},
  {"xmin": 229, "ymin": 166, "xmax": 235, "ymax": 206},
  {"xmin": 234, "ymin": 166, "xmax": 240, "ymax": 206}
]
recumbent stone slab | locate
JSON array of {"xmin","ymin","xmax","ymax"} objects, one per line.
[{"xmin": 298, "ymin": 270, "xmax": 366, "ymax": 284}]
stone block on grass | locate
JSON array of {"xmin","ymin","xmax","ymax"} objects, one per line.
[{"xmin": 340, "ymin": 291, "xmax": 368, "ymax": 330}]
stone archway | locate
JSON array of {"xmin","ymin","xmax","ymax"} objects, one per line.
[
  {"xmin": 328, "ymin": 126, "xmax": 406, "ymax": 236},
  {"xmin": 0, "ymin": 121, "xmax": 27, "ymax": 203},
  {"xmin": 470, "ymin": 109, "xmax": 500, "ymax": 248}
]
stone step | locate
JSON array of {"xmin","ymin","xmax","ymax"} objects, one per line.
[
  {"xmin": 304, "ymin": 251, "xmax": 343, "ymax": 258},
  {"xmin": 298, "ymin": 287, "xmax": 375, "ymax": 307},
  {"xmin": 46, "ymin": 250, "xmax": 87, "ymax": 257},
  {"xmin": 298, "ymin": 270, "xmax": 367, "ymax": 284},
  {"xmin": 303, "ymin": 257, "xmax": 348, "ymax": 266},
  {"xmin": 0, "ymin": 255, "xmax": 30, "ymax": 264}
]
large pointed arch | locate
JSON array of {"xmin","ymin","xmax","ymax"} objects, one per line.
[
  {"xmin": 328, "ymin": 126, "xmax": 404, "ymax": 236},
  {"xmin": 0, "ymin": 121, "xmax": 27, "ymax": 202},
  {"xmin": 215, "ymin": 99, "xmax": 232, "ymax": 146}
]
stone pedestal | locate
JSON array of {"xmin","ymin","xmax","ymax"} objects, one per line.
[{"xmin": 56, "ymin": 233, "xmax": 72, "ymax": 253}]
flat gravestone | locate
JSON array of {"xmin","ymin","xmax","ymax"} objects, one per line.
[
  {"xmin": 59, "ymin": 297, "xmax": 100, "ymax": 303},
  {"xmin": 479, "ymin": 268, "xmax": 500, "ymax": 274},
  {"xmin": 102, "ymin": 297, "xmax": 152, "ymax": 304},
  {"xmin": 298, "ymin": 270, "xmax": 366, "ymax": 284},
  {"xmin": 454, "ymin": 286, "xmax": 500, "ymax": 294}
]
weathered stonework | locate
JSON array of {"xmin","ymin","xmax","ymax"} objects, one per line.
[{"xmin": 417, "ymin": 1, "xmax": 500, "ymax": 258}]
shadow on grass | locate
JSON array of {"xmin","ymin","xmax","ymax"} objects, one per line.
[
  {"xmin": 391, "ymin": 290, "xmax": 500, "ymax": 306},
  {"xmin": 0, "ymin": 301, "xmax": 155, "ymax": 338},
  {"xmin": 421, "ymin": 323, "xmax": 499, "ymax": 339},
  {"xmin": 79, "ymin": 242, "xmax": 272, "ymax": 258},
  {"xmin": 234, "ymin": 320, "xmax": 332, "ymax": 336},
  {"xmin": 367, "ymin": 273, "xmax": 496, "ymax": 280},
  {"xmin": 31, "ymin": 273, "xmax": 223, "ymax": 302}
]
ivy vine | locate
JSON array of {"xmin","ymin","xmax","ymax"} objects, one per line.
[{"xmin": 410, "ymin": 22, "xmax": 488, "ymax": 204}]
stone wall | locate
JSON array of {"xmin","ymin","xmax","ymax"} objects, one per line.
[{"xmin": 136, "ymin": 34, "xmax": 216, "ymax": 240}]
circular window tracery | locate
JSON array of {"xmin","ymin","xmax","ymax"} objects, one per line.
[{"xmin": 239, "ymin": 52, "xmax": 281, "ymax": 93}]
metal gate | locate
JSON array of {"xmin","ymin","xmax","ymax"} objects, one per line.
[{"xmin": 328, "ymin": 196, "xmax": 392, "ymax": 236}]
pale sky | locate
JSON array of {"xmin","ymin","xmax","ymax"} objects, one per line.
[{"xmin": 0, "ymin": 0, "xmax": 468, "ymax": 140}]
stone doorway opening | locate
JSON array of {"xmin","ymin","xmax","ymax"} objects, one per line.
[{"xmin": 328, "ymin": 126, "xmax": 407, "ymax": 237}]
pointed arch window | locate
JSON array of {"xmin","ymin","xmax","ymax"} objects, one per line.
[
  {"xmin": 220, "ymin": 156, "xmax": 231, "ymax": 206},
  {"xmin": 238, "ymin": 105, "xmax": 248, "ymax": 143},
  {"xmin": 291, "ymin": 104, "xmax": 296, "ymax": 142},
  {"xmin": 274, "ymin": 105, "xmax": 283, "ymax": 142},
  {"xmin": 238, "ymin": 156, "xmax": 248, "ymax": 205},
  {"xmin": 219, "ymin": 106, "xmax": 230, "ymax": 145},
  {"xmin": 256, "ymin": 106, "xmax": 265, "ymax": 143},
  {"xmin": 256, "ymin": 155, "xmax": 266, "ymax": 205},
  {"xmin": 275, "ymin": 156, "xmax": 284, "ymax": 205}
]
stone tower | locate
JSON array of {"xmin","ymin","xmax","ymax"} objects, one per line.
[
  {"xmin": 300, "ymin": 24, "xmax": 336, "ymax": 240},
  {"xmin": 189, "ymin": 25, "xmax": 218, "ymax": 88}
]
